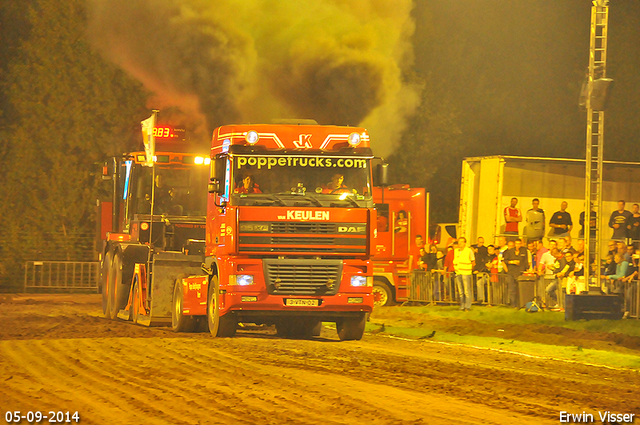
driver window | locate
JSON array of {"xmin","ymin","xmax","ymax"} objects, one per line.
[{"xmin": 376, "ymin": 203, "xmax": 389, "ymax": 232}]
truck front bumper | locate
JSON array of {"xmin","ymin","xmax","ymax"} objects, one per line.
[{"xmin": 221, "ymin": 290, "xmax": 373, "ymax": 319}]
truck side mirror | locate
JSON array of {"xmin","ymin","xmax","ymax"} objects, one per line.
[
  {"xmin": 208, "ymin": 178, "xmax": 221, "ymax": 194},
  {"xmin": 376, "ymin": 163, "xmax": 389, "ymax": 187},
  {"xmin": 208, "ymin": 157, "xmax": 226, "ymax": 194}
]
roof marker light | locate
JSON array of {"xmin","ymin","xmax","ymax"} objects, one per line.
[
  {"xmin": 194, "ymin": 156, "xmax": 205, "ymax": 165},
  {"xmin": 348, "ymin": 132, "xmax": 361, "ymax": 147},
  {"xmin": 245, "ymin": 131, "xmax": 259, "ymax": 145}
]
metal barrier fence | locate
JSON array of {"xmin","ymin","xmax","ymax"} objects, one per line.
[
  {"xmin": 24, "ymin": 261, "xmax": 100, "ymax": 293},
  {"xmin": 408, "ymin": 270, "xmax": 640, "ymax": 318},
  {"xmin": 620, "ymin": 281, "xmax": 639, "ymax": 319},
  {"xmin": 409, "ymin": 271, "xmax": 510, "ymax": 306}
]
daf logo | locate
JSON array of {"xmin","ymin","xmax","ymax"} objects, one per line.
[
  {"xmin": 293, "ymin": 134, "xmax": 312, "ymax": 149},
  {"xmin": 338, "ymin": 226, "xmax": 366, "ymax": 233}
]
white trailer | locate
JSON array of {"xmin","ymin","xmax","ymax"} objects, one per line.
[{"xmin": 459, "ymin": 156, "xmax": 640, "ymax": 248}]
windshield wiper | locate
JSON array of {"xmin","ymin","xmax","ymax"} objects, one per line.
[
  {"xmin": 331, "ymin": 195, "xmax": 359, "ymax": 208},
  {"xmin": 297, "ymin": 195, "xmax": 323, "ymax": 207},
  {"xmin": 265, "ymin": 194, "xmax": 286, "ymax": 206}
]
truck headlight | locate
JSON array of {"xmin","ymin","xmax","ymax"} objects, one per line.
[
  {"xmin": 229, "ymin": 275, "xmax": 254, "ymax": 286},
  {"xmin": 351, "ymin": 275, "xmax": 372, "ymax": 287},
  {"xmin": 245, "ymin": 130, "xmax": 259, "ymax": 145},
  {"xmin": 348, "ymin": 132, "xmax": 361, "ymax": 147}
]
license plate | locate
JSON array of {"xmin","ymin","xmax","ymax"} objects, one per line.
[{"xmin": 285, "ymin": 299, "xmax": 319, "ymax": 307}]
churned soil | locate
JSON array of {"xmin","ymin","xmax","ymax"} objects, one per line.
[
  {"xmin": 371, "ymin": 308, "xmax": 640, "ymax": 354},
  {"xmin": 0, "ymin": 295, "xmax": 638, "ymax": 424}
]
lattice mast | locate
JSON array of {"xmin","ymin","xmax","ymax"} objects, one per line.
[{"xmin": 583, "ymin": 0, "xmax": 609, "ymax": 290}]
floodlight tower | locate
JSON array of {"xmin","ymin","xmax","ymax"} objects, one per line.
[{"xmin": 583, "ymin": 0, "xmax": 612, "ymax": 291}]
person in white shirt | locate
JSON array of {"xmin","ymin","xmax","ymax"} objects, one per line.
[
  {"xmin": 538, "ymin": 240, "xmax": 557, "ymax": 304},
  {"xmin": 453, "ymin": 237, "xmax": 476, "ymax": 311}
]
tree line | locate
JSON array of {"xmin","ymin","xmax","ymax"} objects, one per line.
[{"xmin": 1, "ymin": 0, "xmax": 639, "ymax": 291}]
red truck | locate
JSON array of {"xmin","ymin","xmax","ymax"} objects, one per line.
[
  {"xmin": 100, "ymin": 123, "xmax": 376, "ymax": 340},
  {"xmin": 371, "ymin": 185, "xmax": 429, "ymax": 306}
]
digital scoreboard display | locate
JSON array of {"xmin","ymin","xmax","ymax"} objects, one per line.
[{"xmin": 153, "ymin": 126, "xmax": 178, "ymax": 139}]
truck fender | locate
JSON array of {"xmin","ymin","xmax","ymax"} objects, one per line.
[
  {"xmin": 373, "ymin": 273, "xmax": 396, "ymax": 289},
  {"xmin": 373, "ymin": 274, "xmax": 396, "ymax": 305},
  {"xmin": 202, "ymin": 256, "xmax": 219, "ymax": 298},
  {"xmin": 119, "ymin": 244, "xmax": 150, "ymax": 288},
  {"xmin": 180, "ymin": 275, "xmax": 209, "ymax": 316}
]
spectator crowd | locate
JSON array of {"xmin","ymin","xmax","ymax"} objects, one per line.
[{"xmin": 410, "ymin": 198, "xmax": 639, "ymax": 317}]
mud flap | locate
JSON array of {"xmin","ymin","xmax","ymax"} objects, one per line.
[{"xmin": 137, "ymin": 252, "xmax": 203, "ymax": 327}]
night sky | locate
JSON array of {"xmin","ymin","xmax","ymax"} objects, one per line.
[{"xmin": 412, "ymin": 1, "xmax": 640, "ymax": 162}]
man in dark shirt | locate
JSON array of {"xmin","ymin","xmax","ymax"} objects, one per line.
[
  {"xmin": 424, "ymin": 245, "xmax": 439, "ymax": 271},
  {"xmin": 471, "ymin": 237, "xmax": 489, "ymax": 271},
  {"xmin": 564, "ymin": 251, "xmax": 576, "ymax": 276},
  {"xmin": 579, "ymin": 206, "xmax": 597, "ymax": 239},
  {"xmin": 609, "ymin": 200, "xmax": 632, "ymax": 241},
  {"xmin": 627, "ymin": 203, "xmax": 640, "ymax": 245},
  {"xmin": 472, "ymin": 239, "xmax": 491, "ymax": 303},
  {"xmin": 549, "ymin": 201, "xmax": 573, "ymax": 237},
  {"xmin": 503, "ymin": 239, "xmax": 528, "ymax": 307}
]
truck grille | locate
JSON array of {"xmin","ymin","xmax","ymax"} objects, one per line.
[
  {"xmin": 270, "ymin": 222, "xmax": 336, "ymax": 234},
  {"xmin": 263, "ymin": 259, "xmax": 342, "ymax": 295}
]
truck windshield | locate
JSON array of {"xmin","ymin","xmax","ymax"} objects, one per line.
[
  {"xmin": 134, "ymin": 165, "xmax": 209, "ymax": 216},
  {"xmin": 230, "ymin": 154, "xmax": 372, "ymax": 205}
]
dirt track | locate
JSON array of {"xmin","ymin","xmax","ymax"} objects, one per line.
[{"xmin": 1, "ymin": 295, "xmax": 639, "ymax": 424}]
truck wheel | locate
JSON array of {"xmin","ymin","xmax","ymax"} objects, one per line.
[
  {"xmin": 172, "ymin": 278, "xmax": 197, "ymax": 332},
  {"xmin": 372, "ymin": 280, "xmax": 394, "ymax": 307},
  {"xmin": 207, "ymin": 276, "xmax": 237, "ymax": 337},
  {"xmin": 101, "ymin": 251, "xmax": 113, "ymax": 318},
  {"xmin": 108, "ymin": 253, "xmax": 128, "ymax": 320},
  {"xmin": 336, "ymin": 313, "xmax": 366, "ymax": 341}
]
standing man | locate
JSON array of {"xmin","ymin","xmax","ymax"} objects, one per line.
[
  {"xmin": 549, "ymin": 201, "xmax": 573, "ymax": 238},
  {"xmin": 539, "ymin": 242, "xmax": 556, "ymax": 304},
  {"xmin": 504, "ymin": 198, "xmax": 522, "ymax": 239},
  {"xmin": 579, "ymin": 203, "xmax": 597, "ymax": 239},
  {"xmin": 526, "ymin": 241, "xmax": 537, "ymax": 273},
  {"xmin": 503, "ymin": 239, "xmax": 528, "ymax": 307},
  {"xmin": 546, "ymin": 249, "xmax": 570, "ymax": 309},
  {"xmin": 444, "ymin": 242, "xmax": 457, "ymax": 300},
  {"xmin": 410, "ymin": 235, "xmax": 425, "ymax": 270},
  {"xmin": 627, "ymin": 203, "xmax": 640, "ymax": 246},
  {"xmin": 453, "ymin": 237, "xmax": 475, "ymax": 311},
  {"xmin": 525, "ymin": 198, "xmax": 546, "ymax": 241},
  {"xmin": 472, "ymin": 237, "xmax": 489, "ymax": 302},
  {"xmin": 609, "ymin": 200, "xmax": 631, "ymax": 241}
]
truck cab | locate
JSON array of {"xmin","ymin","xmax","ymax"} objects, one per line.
[
  {"xmin": 371, "ymin": 185, "xmax": 429, "ymax": 306},
  {"xmin": 98, "ymin": 148, "xmax": 211, "ymax": 322},
  {"xmin": 178, "ymin": 124, "xmax": 376, "ymax": 340}
]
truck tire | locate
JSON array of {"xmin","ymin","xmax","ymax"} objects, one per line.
[
  {"xmin": 336, "ymin": 313, "xmax": 366, "ymax": 341},
  {"xmin": 172, "ymin": 277, "xmax": 197, "ymax": 333},
  {"xmin": 372, "ymin": 280, "xmax": 394, "ymax": 307},
  {"xmin": 108, "ymin": 253, "xmax": 129, "ymax": 320},
  {"xmin": 207, "ymin": 276, "xmax": 237, "ymax": 337},
  {"xmin": 101, "ymin": 251, "xmax": 113, "ymax": 318},
  {"xmin": 275, "ymin": 318, "xmax": 320, "ymax": 339}
]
